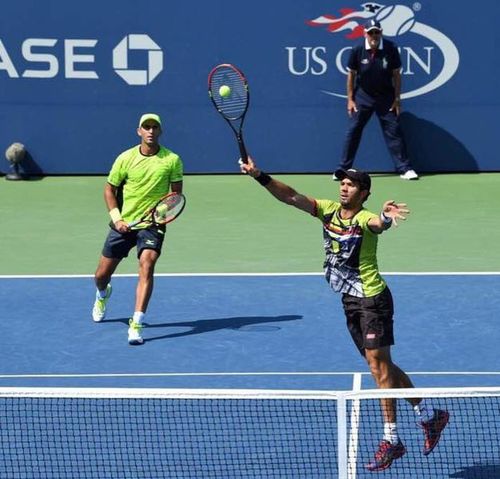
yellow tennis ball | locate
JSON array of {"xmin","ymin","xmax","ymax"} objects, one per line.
[
  {"xmin": 155, "ymin": 203, "xmax": 168, "ymax": 218},
  {"xmin": 219, "ymin": 85, "xmax": 231, "ymax": 98}
]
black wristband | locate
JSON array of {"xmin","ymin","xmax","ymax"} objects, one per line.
[{"xmin": 255, "ymin": 172, "xmax": 272, "ymax": 186}]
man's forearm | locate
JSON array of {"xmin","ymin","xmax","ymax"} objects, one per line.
[
  {"xmin": 261, "ymin": 176, "xmax": 299, "ymax": 205},
  {"xmin": 347, "ymin": 71, "xmax": 356, "ymax": 100}
]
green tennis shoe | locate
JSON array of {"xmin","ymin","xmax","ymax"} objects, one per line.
[
  {"xmin": 92, "ymin": 284, "xmax": 112, "ymax": 322},
  {"xmin": 128, "ymin": 319, "xmax": 144, "ymax": 345}
]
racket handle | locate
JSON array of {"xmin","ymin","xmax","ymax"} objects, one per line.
[
  {"xmin": 127, "ymin": 219, "xmax": 140, "ymax": 228},
  {"xmin": 238, "ymin": 135, "xmax": 248, "ymax": 164}
]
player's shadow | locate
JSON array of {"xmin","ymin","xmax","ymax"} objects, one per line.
[
  {"xmin": 449, "ymin": 464, "xmax": 500, "ymax": 478},
  {"xmin": 400, "ymin": 112, "xmax": 478, "ymax": 173},
  {"xmin": 106, "ymin": 315, "xmax": 302, "ymax": 343}
]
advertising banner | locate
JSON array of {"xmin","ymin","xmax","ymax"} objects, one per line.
[{"xmin": 0, "ymin": 1, "xmax": 495, "ymax": 174}]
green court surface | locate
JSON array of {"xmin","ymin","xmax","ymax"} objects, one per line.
[{"xmin": 0, "ymin": 173, "xmax": 498, "ymax": 275}]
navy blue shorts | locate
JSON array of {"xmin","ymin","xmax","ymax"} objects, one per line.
[
  {"xmin": 341, "ymin": 286, "xmax": 394, "ymax": 356},
  {"xmin": 101, "ymin": 226, "xmax": 166, "ymax": 259}
]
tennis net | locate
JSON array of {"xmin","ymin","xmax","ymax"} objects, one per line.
[{"xmin": 0, "ymin": 386, "xmax": 498, "ymax": 478}]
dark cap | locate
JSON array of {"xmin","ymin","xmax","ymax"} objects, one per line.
[
  {"xmin": 364, "ymin": 19, "xmax": 382, "ymax": 32},
  {"xmin": 335, "ymin": 168, "xmax": 371, "ymax": 191}
]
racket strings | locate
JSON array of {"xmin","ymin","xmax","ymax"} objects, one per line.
[
  {"xmin": 210, "ymin": 68, "xmax": 248, "ymax": 119},
  {"xmin": 153, "ymin": 195, "xmax": 185, "ymax": 224}
]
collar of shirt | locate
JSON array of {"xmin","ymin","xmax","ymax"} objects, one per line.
[{"xmin": 364, "ymin": 37, "xmax": 384, "ymax": 50}]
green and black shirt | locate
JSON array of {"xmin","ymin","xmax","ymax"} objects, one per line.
[{"xmin": 314, "ymin": 199, "xmax": 386, "ymax": 298}]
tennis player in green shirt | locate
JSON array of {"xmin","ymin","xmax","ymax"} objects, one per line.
[
  {"xmin": 92, "ymin": 113, "xmax": 183, "ymax": 345},
  {"xmin": 240, "ymin": 158, "xmax": 449, "ymax": 471}
]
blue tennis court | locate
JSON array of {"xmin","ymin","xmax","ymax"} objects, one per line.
[
  {"xmin": 2, "ymin": 274, "xmax": 500, "ymax": 386},
  {"xmin": 1, "ymin": 273, "xmax": 499, "ymax": 478}
]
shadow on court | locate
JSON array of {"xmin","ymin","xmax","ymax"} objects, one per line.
[
  {"xmin": 400, "ymin": 112, "xmax": 478, "ymax": 172},
  {"xmin": 449, "ymin": 464, "xmax": 500, "ymax": 478},
  {"xmin": 102, "ymin": 315, "xmax": 303, "ymax": 343}
]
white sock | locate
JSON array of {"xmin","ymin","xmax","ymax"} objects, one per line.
[
  {"xmin": 132, "ymin": 311, "xmax": 145, "ymax": 324},
  {"xmin": 96, "ymin": 288, "xmax": 108, "ymax": 299},
  {"xmin": 414, "ymin": 399, "xmax": 434, "ymax": 422},
  {"xmin": 383, "ymin": 422, "xmax": 399, "ymax": 444}
]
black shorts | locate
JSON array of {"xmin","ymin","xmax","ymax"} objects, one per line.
[
  {"xmin": 101, "ymin": 226, "xmax": 166, "ymax": 259},
  {"xmin": 342, "ymin": 286, "xmax": 394, "ymax": 356}
]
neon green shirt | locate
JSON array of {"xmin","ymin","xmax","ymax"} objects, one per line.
[
  {"xmin": 315, "ymin": 199, "xmax": 386, "ymax": 298},
  {"xmin": 107, "ymin": 145, "xmax": 183, "ymax": 227}
]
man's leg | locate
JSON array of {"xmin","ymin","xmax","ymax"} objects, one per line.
[
  {"xmin": 338, "ymin": 106, "xmax": 373, "ymax": 171},
  {"xmin": 94, "ymin": 256, "xmax": 121, "ymax": 292},
  {"xmin": 364, "ymin": 347, "xmax": 410, "ymax": 471},
  {"xmin": 135, "ymin": 248, "xmax": 160, "ymax": 313},
  {"xmin": 377, "ymin": 108, "xmax": 416, "ymax": 176},
  {"xmin": 93, "ymin": 228, "xmax": 134, "ymax": 322},
  {"xmin": 128, "ymin": 248, "xmax": 160, "ymax": 345},
  {"xmin": 365, "ymin": 347, "xmax": 449, "ymax": 461},
  {"xmin": 92, "ymin": 256, "xmax": 121, "ymax": 322},
  {"xmin": 365, "ymin": 346, "xmax": 419, "ymax": 414}
]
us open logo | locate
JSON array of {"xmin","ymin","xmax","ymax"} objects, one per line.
[
  {"xmin": 113, "ymin": 34, "xmax": 163, "ymax": 86},
  {"xmin": 286, "ymin": 2, "xmax": 459, "ymax": 99}
]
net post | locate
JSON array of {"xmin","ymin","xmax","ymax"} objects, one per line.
[{"xmin": 337, "ymin": 392, "xmax": 348, "ymax": 479}]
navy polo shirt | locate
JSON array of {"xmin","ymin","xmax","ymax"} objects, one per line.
[{"xmin": 347, "ymin": 38, "xmax": 401, "ymax": 98}]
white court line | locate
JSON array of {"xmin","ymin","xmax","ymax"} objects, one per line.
[
  {"xmin": 0, "ymin": 372, "xmax": 366, "ymax": 379},
  {"xmin": 0, "ymin": 272, "xmax": 499, "ymax": 278},
  {"xmin": 1, "ymin": 371, "xmax": 498, "ymax": 379},
  {"xmin": 347, "ymin": 373, "xmax": 362, "ymax": 479}
]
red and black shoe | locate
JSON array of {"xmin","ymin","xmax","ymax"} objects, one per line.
[
  {"xmin": 366, "ymin": 440, "xmax": 406, "ymax": 472},
  {"xmin": 419, "ymin": 409, "xmax": 450, "ymax": 455}
]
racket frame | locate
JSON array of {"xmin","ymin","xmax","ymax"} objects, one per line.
[
  {"xmin": 128, "ymin": 192, "xmax": 186, "ymax": 228},
  {"xmin": 208, "ymin": 63, "xmax": 250, "ymax": 163}
]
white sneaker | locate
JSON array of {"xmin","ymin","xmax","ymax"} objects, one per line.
[
  {"xmin": 92, "ymin": 284, "xmax": 112, "ymax": 322},
  {"xmin": 332, "ymin": 173, "xmax": 340, "ymax": 181},
  {"xmin": 128, "ymin": 319, "xmax": 144, "ymax": 345},
  {"xmin": 400, "ymin": 169, "xmax": 419, "ymax": 180}
]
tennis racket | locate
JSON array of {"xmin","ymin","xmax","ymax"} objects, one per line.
[
  {"xmin": 208, "ymin": 63, "xmax": 250, "ymax": 163},
  {"xmin": 128, "ymin": 192, "xmax": 186, "ymax": 229}
]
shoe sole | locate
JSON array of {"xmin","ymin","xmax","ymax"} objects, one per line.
[
  {"xmin": 92, "ymin": 307, "xmax": 106, "ymax": 322},
  {"xmin": 128, "ymin": 339, "xmax": 144, "ymax": 345},
  {"xmin": 366, "ymin": 449, "xmax": 406, "ymax": 471},
  {"xmin": 366, "ymin": 454, "xmax": 405, "ymax": 472}
]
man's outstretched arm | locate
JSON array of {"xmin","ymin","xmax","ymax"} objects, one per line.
[{"xmin": 240, "ymin": 157, "xmax": 316, "ymax": 215}]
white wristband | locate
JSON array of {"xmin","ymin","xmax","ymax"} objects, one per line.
[
  {"xmin": 380, "ymin": 212, "xmax": 392, "ymax": 224},
  {"xmin": 109, "ymin": 207, "xmax": 122, "ymax": 223}
]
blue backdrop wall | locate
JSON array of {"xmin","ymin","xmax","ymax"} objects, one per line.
[{"xmin": 0, "ymin": 1, "xmax": 497, "ymax": 174}]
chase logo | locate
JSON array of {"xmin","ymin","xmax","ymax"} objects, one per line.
[
  {"xmin": 0, "ymin": 33, "xmax": 163, "ymax": 86},
  {"xmin": 113, "ymin": 34, "xmax": 163, "ymax": 86},
  {"xmin": 287, "ymin": 2, "xmax": 459, "ymax": 99}
]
